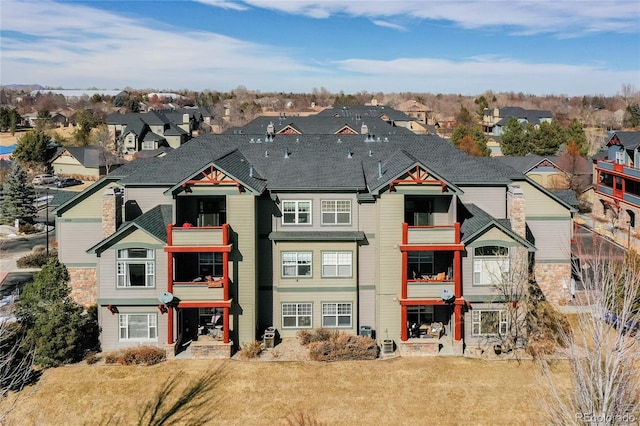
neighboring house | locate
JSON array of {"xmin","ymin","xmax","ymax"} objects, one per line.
[
  {"xmin": 495, "ymin": 154, "xmax": 593, "ymax": 208},
  {"xmin": 593, "ymin": 131, "xmax": 640, "ymax": 233},
  {"xmin": 395, "ymin": 100, "xmax": 432, "ymax": 125},
  {"xmin": 54, "ymin": 133, "xmax": 575, "ymax": 358},
  {"xmin": 483, "ymin": 107, "xmax": 553, "ymax": 136},
  {"xmin": 51, "ymin": 146, "xmax": 124, "ymax": 180},
  {"xmin": 229, "ymin": 106, "xmax": 425, "ymax": 137},
  {"xmin": 106, "ymin": 108, "xmax": 212, "ymax": 156}
]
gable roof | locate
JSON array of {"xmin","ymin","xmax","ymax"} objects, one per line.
[
  {"xmin": 459, "ymin": 203, "xmax": 535, "ymax": 250},
  {"xmin": 494, "ymin": 107, "xmax": 553, "ymax": 127},
  {"xmin": 52, "ymin": 146, "xmax": 124, "ymax": 169},
  {"xmin": 87, "ymin": 204, "xmax": 172, "ymax": 255},
  {"xmin": 608, "ymin": 131, "xmax": 640, "ymax": 150}
]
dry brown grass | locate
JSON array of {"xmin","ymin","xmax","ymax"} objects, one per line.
[{"xmin": 0, "ymin": 357, "xmax": 570, "ymax": 425}]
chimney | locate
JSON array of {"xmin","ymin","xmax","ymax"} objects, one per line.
[
  {"xmin": 102, "ymin": 188, "xmax": 123, "ymax": 238},
  {"xmin": 507, "ymin": 185, "xmax": 526, "ymax": 239}
]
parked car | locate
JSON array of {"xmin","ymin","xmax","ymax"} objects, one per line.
[
  {"xmin": 32, "ymin": 174, "xmax": 57, "ymax": 185},
  {"xmin": 55, "ymin": 178, "xmax": 83, "ymax": 188},
  {"xmin": 604, "ymin": 310, "xmax": 639, "ymax": 335}
]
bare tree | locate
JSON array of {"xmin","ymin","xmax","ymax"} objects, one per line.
[
  {"xmin": 539, "ymin": 250, "xmax": 640, "ymax": 425},
  {"xmin": 92, "ymin": 124, "xmax": 120, "ymax": 175},
  {"xmin": 0, "ymin": 297, "xmax": 35, "ymax": 422}
]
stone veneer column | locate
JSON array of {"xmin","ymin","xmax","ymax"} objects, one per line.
[
  {"xmin": 102, "ymin": 188, "xmax": 123, "ymax": 238},
  {"xmin": 68, "ymin": 267, "xmax": 98, "ymax": 306},
  {"xmin": 507, "ymin": 185, "xmax": 526, "ymax": 239}
]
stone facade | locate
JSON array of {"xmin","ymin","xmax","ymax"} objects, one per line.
[
  {"xmin": 507, "ymin": 185, "xmax": 526, "ymax": 238},
  {"xmin": 592, "ymin": 195, "xmax": 639, "ymax": 234},
  {"xmin": 68, "ymin": 267, "xmax": 97, "ymax": 306},
  {"xmin": 534, "ymin": 263, "xmax": 572, "ymax": 304},
  {"xmin": 102, "ymin": 188, "xmax": 123, "ymax": 238},
  {"xmin": 190, "ymin": 339, "xmax": 233, "ymax": 359}
]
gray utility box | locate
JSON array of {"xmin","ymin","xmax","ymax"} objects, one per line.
[
  {"xmin": 382, "ymin": 339, "xmax": 394, "ymax": 354},
  {"xmin": 263, "ymin": 332, "xmax": 275, "ymax": 348},
  {"xmin": 359, "ymin": 326, "xmax": 373, "ymax": 338}
]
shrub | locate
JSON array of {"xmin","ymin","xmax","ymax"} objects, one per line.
[
  {"xmin": 84, "ymin": 351, "xmax": 99, "ymax": 365},
  {"xmin": 308, "ymin": 332, "xmax": 378, "ymax": 361},
  {"xmin": 16, "ymin": 249, "xmax": 57, "ymax": 268},
  {"xmin": 239, "ymin": 341, "xmax": 262, "ymax": 359},
  {"xmin": 297, "ymin": 328, "xmax": 337, "ymax": 346},
  {"xmin": 526, "ymin": 301, "xmax": 571, "ymax": 357},
  {"xmin": 18, "ymin": 223, "xmax": 37, "ymax": 234},
  {"xmin": 120, "ymin": 346, "xmax": 166, "ymax": 365},
  {"xmin": 104, "ymin": 352, "xmax": 121, "ymax": 365}
]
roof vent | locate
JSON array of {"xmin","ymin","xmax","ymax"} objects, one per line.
[
  {"xmin": 250, "ymin": 138, "xmax": 255, "ymax": 143},
  {"xmin": 337, "ymin": 138, "xmax": 342, "ymax": 144},
  {"xmin": 296, "ymin": 137, "xmax": 299, "ymax": 143},
  {"xmin": 368, "ymin": 149, "xmax": 372, "ymax": 157},
  {"xmin": 384, "ymin": 137, "xmax": 389, "ymax": 142},
  {"xmin": 265, "ymin": 150, "xmax": 269, "ymax": 158},
  {"xmin": 249, "ymin": 165, "xmax": 254, "ymax": 178},
  {"xmin": 256, "ymin": 138, "xmax": 262, "ymax": 143},
  {"xmin": 347, "ymin": 151, "xmax": 352, "ymax": 159},
  {"xmin": 284, "ymin": 149, "xmax": 290, "ymax": 159}
]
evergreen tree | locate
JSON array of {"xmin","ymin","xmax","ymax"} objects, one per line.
[
  {"xmin": 624, "ymin": 104, "xmax": 640, "ymax": 128},
  {"xmin": 565, "ymin": 119, "xmax": 588, "ymax": 156},
  {"xmin": 451, "ymin": 124, "xmax": 490, "ymax": 157},
  {"xmin": 531, "ymin": 121, "xmax": 564, "ymax": 156},
  {"xmin": 17, "ymin": 258, "xmax": 100, "ymax": 368},
  {"xmin": 500, "ymin": 117, "xmax": 530, "ymax": 156},
  {"xmin": 12, "ymin": 130, "xmax": 53, "ymax": 166},
  {"xmin": 455, "ymin": 106, "xmax": 476, "ymax": 128},
  {"xmin": 0, "ymin": 162, "xmax": 37, "ymax": 225}
]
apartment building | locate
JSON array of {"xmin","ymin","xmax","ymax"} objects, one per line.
[{"xmin": 54, "ymin": 133, "xmax": 574, "ymax": 357}]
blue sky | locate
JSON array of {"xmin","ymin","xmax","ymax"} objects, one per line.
[{"xmin": 1, "ymin": 0, "xmax": 639, "ymax": 96}]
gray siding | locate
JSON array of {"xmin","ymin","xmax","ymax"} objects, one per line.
[
  {"xmin": 126, "ymin": 187, "xmax": 171, "ymax": 215},
  {"xmin": 272, "ymin": 193, "xmax": 359, "ymax": 233},
  {"xmin": 99, "ymin": 305, "xmax": 167, "ymax": 352},
  {"xmin": 57, "ymin": 220, "xmax": 101, "ymax": 265},
  {"xmin": 459, "ymin": 186, "xmax": 506, "ymax": 219},
  {"xmin": 98, "ymin": 244, "xmax": 167, "ymax": 300},
  {"xmin": 528, "ymin": 219, "xmax": 572, "ymax": 261}
]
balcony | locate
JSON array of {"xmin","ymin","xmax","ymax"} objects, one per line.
[
  {"xmin": 597, "ymin": 160, "xmax": 640, "ymax": 179},
  {"xmin": 166, "ymin": 224, "xmax": 232, "ymax": 252},
  {"xmin": 400, "ymin": 223, "xmax": 462, "ymax": 250},
  {"xmin": 407, "ymin": 281, "xmax": 454, "ymax": 299},
  {"xmin": 172, "ymin": 280, "xmax": 225, "ymax": 301}
]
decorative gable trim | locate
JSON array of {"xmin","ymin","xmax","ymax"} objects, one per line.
[
  {"xmin": 389, "ymin": 164, "xmax": 448, "ymax": 192},
  {"xmin": 335, "ymin": 125, "xmax": 357, "ymax": 135},
  {"xmin": 184, "ymin": 165, "xmax": 242, "ymax": 191},
  {"xmin": 278, "ymin": 125, "xmax": 301, "ymax": 135}
]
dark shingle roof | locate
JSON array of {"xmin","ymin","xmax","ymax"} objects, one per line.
[
  {"xmin": 610, "ymin": 131, "xmax": 640, "ymax": 150},
  {"xmin": 494, "ymin": 107, "xmax": 553, "ymax": 127},
  {"xmin": 60, "ymin": 147, "xmax": 124, "ymax": 168},
  {"xmin": 114, "ymin": 134, "xmax": 525, "ymax": 192}
]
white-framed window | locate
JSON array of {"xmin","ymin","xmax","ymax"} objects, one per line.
[
  {"xmin": 141, "ymin": 140, "xmax": 156, "ymax": 150},
  {"xmin": 282, "ymin": 200, "xmax": 311, "ymax": 225},
  {"xmin": 615, "ymin": 150, "xmax": 625, "ymax": 165},
  {"xmin": 321, "ymin": 251, "xmax": 352, "ymax": 277},
  {"xmin": 471, "ymin": 309, "xmax": 508, "ymax": 336},
  {"xmin": 408, "ymin": 251, "xmax": 434, "ymax": 279},
  {"xmin": 117, "ymin": 248, "xmax": 155, "ymax": 288},
  {"xmin": 473, "ymin": 246, "xmax": 509, "ymax": 286},
  {"xmin": 199, "ymin": 252, "xmax": 223, "ymax": 277},
  {"xmin": 282, "ymin": 252, "xmax": 312, "ymax": 277},
  {"xmin": 321, "ymin": 200, "xmax": 351, "ymax": 225},
  {"xmin": 322, "ymin": 302, "xmax": 352, "ymax": 327},
  {"xmin": 118, "ymin": 313, "xmax": 157, "ymax": 341},
  {"xmin": 282, "ymin": 303, "xmax": 312, "ymax": 328}
]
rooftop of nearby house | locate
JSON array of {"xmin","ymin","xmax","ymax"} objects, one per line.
[
  {"xmin": 53, "ymin": 146, "xmax": 125, "ymax": 168},
  {"xmin": 608, "ymin": 131, "xmax": 640, "ymax": 150},
  {"xmin": 494, "ymin": 153, "xmax": 592, "ymax": 175}
]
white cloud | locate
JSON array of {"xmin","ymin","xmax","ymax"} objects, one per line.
[
  {"xmin": 241, "ymin": 0, "xmax": 640, "ymax": 36},
  {"xmin": 372, "ymin": 20, "xmax": 407, "ymax": 32},
  {"xmin": 193, "ymin": 0, "xmax": 249, "ymax": 11}
]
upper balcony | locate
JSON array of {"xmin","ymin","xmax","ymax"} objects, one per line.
[
  {"xmin": 400, "ymin": 223, "xmax": 462, "ymax": 251},
  {"xmin": 166, "ymin": 223, "xmax": 232, "ymax": 252},
  {"xmin": 597, "ymin": 159, "xmax": 640, "ymax": 179}
]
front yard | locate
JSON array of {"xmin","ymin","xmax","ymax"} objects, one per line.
[{"xmin": 1, "ymin": 356, "xmax": 568, "ymax": 425}]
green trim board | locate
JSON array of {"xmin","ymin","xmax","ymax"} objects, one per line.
[
  {"xmin": 97, "ymin": 298, "xmax": 162, "ymax": 305},
  {"xmin": 65, "ymin": 263, "xmax": 97, "ymax": 268},
  {"xmin": 57, "ymin": 218, "xmax": 101, "ymax": 223}
]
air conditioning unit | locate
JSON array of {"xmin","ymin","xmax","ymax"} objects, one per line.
[{"xmin": 382, "ymin": 339, "xmax": 394, "ymax": 354}]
